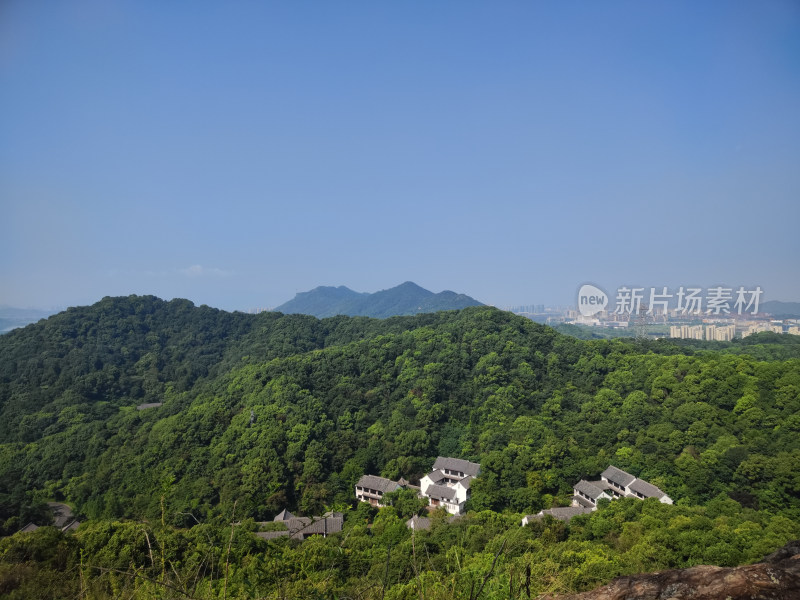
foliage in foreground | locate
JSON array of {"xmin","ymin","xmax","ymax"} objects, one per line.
[{"xmin": 1, "ymin": 498, "xmax": 797, "ymax": 599}]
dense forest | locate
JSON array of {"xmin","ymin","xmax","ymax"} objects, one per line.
[{"xmin": 1, "ymin": 295, "xmax": 798, "ymax": 599}]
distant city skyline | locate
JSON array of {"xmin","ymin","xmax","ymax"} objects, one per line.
[{"xmin": 3, "ymin": 2, "xmax": 799, "ymax": 312}]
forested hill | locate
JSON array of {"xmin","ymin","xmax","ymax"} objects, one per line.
[
  {"xmin": 275, "ymin": 281, "xmax": 483, "ymax": 318},
  {"xmin": 1, "ymin": 295, "xmax": 799, "ymax": 524},
  {"xmin": 0, "ymin": 295, "xmax": 486, "ymax": 441},
  {"xmin": 1, "ymin": 295, "xmax": 800, "ymax": 597}
]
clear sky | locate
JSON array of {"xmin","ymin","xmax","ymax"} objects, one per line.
[{"xmin": 2, "ymin": 1, "xmax": 799, "ymax": 311}]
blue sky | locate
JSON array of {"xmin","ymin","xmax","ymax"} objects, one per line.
[{"xmin": 2, "ymin": 1, "xmax": 799, "ymax": 311}]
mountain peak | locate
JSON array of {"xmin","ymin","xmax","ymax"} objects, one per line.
[{"xmin": 274, "ymin": 283, "xmax": 482, "ymax": 319}]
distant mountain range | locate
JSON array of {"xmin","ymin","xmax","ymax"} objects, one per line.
[
  {"xmin": 0, "ymin": 307, "xmax": 60, "ymax": 334},
  {"xmin": 1, "ymin": 294, "xmax": 795, "ymax": 335},
  {"xmin": 761, "ymin": 301, "xmax": 800, "ymax": 319},
  {"xmin": 274, "ymin": 281, "xmax": 483, "ymax": 318}
]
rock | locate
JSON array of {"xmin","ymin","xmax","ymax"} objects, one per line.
[{"xmin": 537, "ymin": 540, "xmax": 800, "ymax": 600}]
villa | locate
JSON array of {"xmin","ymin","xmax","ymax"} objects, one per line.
[
  {"xmin": 419, "ymin": 456, "xmax": 480, "ymax": 515},
  {"xmin": 570, "ymin": 465, "xmax": 672, "ymax": 511}
]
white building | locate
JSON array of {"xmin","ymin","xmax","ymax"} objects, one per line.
[
  {"xmin": 419, "ymin": 456, "xmax": 480, "ymax": 515},
  {"xmin": 600, "ymin": 465, "xmax": 672, "ymax": 504},
  {"xmin": 355, "ymin": 475, "xmax": 402, "ymax": 507},
  {"xmin": 568, "ymin": 465, "xmax": 672, "ymax": 512}
]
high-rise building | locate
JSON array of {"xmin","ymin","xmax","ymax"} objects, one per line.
[
  {"xmin": 670, "ymin": 325, "xmax": 705, "ymax": 340},
  {"xmin": 707, "ymin": 324, "xmax": 735, "ymax": 341}
]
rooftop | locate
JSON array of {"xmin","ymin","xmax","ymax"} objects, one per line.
[
  {"xmin": 628, "ymin": 477, "xmax": 667, "ymax": 499},
  {"xmin": 258, "ymin": 514, "xmax": 344, "ymax": 540},
  {"xmin": 425, "ymin": 483, "xmax": 456, "ymax": 501},
  {"xmin": 536, "ymin": 506, "xmax": 593, "ymax": 522},
  {"xmin": 356, "ymin": 474, "xmax": 402, "ymax": 494},
  {"xmin": 432, "ymin": 457, "xmax": 480, "ymax": 477},
  {"xmin": 601, "ymin": 465, "xmax": 636, "ymax": 487},
  {"xmin": 426, "ymin": 469, "xmax": 446, "ymax": 484},
  {"xmin": 574, "ymin": 480, "xmax": 607, "ymax": 499},
  {"xmin": 573, "ymin": 495, "xmax": 595, "ymax": 509}
]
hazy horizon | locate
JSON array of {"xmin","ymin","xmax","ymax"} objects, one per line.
[{"xmin": 3, "ymin": 2, "xmax": 799, "ymax": 312}]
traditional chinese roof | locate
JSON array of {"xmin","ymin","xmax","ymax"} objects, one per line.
[
  {"xmin": 256, "ymin": 530, "xmax": 290, "ymax": 540},
  {"xmin": 425, "ymin": 469, "xmax": 447, "ymax": 484},
  {"xmin": 61, "ymin": 520, "xmax": 80, "ymax": 532},
  {"xmin": 536, "ymin": 506, "xmax": 593, "ymax": 522},
  {"xmin": 432, "ymin": 457, "xmax": 481, "ymax": 477},
  {"xmin": 573, "ymin": 495, "xmax": 596, "ymax": 509},
  {"xmin": 259, "ymin": 515, "xmax": 344, "ymax": 540},
  {"xmin": 273, "ymin": 509, "xmax": 295, "ymax": 521},
  {"xmin": 406, "ymin": 515, "xmax": 459, "ymax": 530},
  {"xmin": 287, "ymin": 516, "xmax": 343, "ymax": 537},
  {"xmin": 574, "ymin": 480, "xmax": 607, "ymax": 499},
  {"xmin": 18, "ymin": 522, "xmax": 39, "ymax": 533},
  {"xmin": 425, "ymin": 483, "xmax": 456, "ymax": 501},
  {"xmin": 406, "ymin": 516, "xmax": 431, "ymax": 530},
  {"xmin": 356, "ymin": 474, "xmax": 402, "ymax": 494},
  {"xmin": 456, "ymin": 475, "xmax": 473, "ymax": 490},
  {"xmin": 628, "ymin": 478, "xmax": 667, "ymax": 499},
  {"xmin": 601, "ymin": 465, "xmax": 636, "ymax": 487}
]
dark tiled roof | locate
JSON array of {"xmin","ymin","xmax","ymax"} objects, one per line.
[
  {"xmin": 356, "ymin": 474, "xmax": 402, "ymax": 494},
  {"xmin": 457, "ymin": 475, "xmax": 473, "ymax": 490},
  {"xmin": 426, "ymin": 469, "xmax": 446, "ymax": 483},
  {"xmin": 426, "ymin": 484, "xmax": 456, "ymax": 501},
  {"xmin": 538, "ymin": 507, "xmax": 593, "ymax": 522},
  {"xmin": 136, "ymin": 402, "xmax": 163, "ymax": 410},
  {"xmin": 256, "ymin": 530, "xmax": 290, "ymax": 540},
  {"xmin": 589, "ymin": 480, "xmax": 612, "ymax": 492},
  {"xmin": 601, "ymin": 465, "xmax": 636, "ymax": 487},
  {"xmin": 432, "ymin": 457, "xmax": 481, "ymax": 477},
  {"xmin": 259, "ymin": 514, "xmax": 344, "ymax": 540},
  {"xmin": 47, "ymin": 502, "xmax": 74, "ymax": 529},
  {"xmin": 287, "ymin": 516, "xmax": 344, "ymax": 538},
  {"xmin": 274, "ymin": 509, "xmax": 295, "ymax": 521},
  {"xmin": 406, "ymin": 515, "xmax": 459, "ymax": 530},
  {"xmin": 18, "ymin": 523, "xmax": 39, "ymax": 533},
  {"xmin": 628, "ymin": 478, "xmax": 667, "ymax": 499},
  {"xmin": 406, "ymin": 516, "xmax": 431, "ymax": 530},
  {"xmin": 61, "ymin": 520, "xmax": 80, "ymax": 532},
  {"xmin": 573, "ymin": 495, "xmax": 595, "ymax": 509},
  {"xmin": 574, "ymin": 480, "xmax": 606, "ymax": 499}
]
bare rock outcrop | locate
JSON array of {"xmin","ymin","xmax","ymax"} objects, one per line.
[{"xmin": 538, "ymin": 540, "xmax": 800, "ymax": 600}]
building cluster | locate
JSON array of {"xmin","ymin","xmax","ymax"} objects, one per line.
[
  {"xmin": 356, "ymin": 456, "xmax": 480, "ymax": 516},
  {"xmin": 523, "ymin": 465, "xmax": 672, "ymax": 525},
  {"xmin": 257, "ymin": 462, "xmax": 675, "ymax": 541},
  {"xmin": 668, "ymin": 321, "xmax": 800, "ymax": 340},
  {"xmin": 742, "ymin": 323, "xmax": 786, "ymax": 337},
  {"xmin": 669, "ymin": 324, "xmax": 735, "ymax": 341}
]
